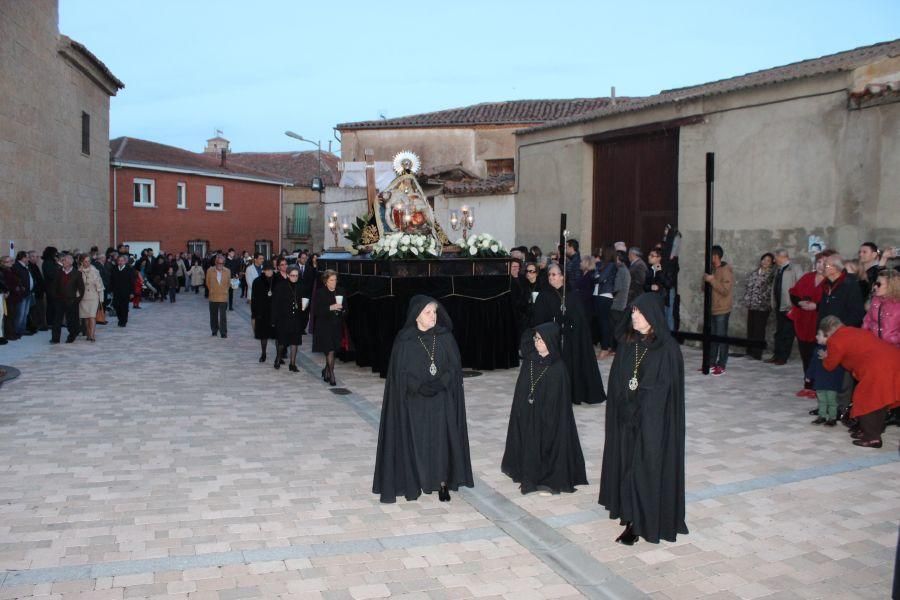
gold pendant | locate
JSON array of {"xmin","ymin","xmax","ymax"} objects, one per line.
[{"xmin": 628, "ymin": 377, "xmax": 639, "ymax": 391}]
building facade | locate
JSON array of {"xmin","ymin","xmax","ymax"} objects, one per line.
[
  {"xmin": 110, "ymin": 137, "xmax": 289, "ymax": 257},
  {"xmin": 0, "ymin": 0, "xmax": 123, "ymax": 253},
  {"xmin": 228, "ymin": 149, "xmax": 340, "ymax": 253},
  {"xmin": 513, "ymin": 39, "xmax": 900, "ymax": 333}
]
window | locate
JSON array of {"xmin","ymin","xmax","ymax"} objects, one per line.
[
  {"xmin": 81, "ymin": 112, "xmax": 90, "ymax": 155},
  {"xmin": 254, "ymin": 240, "xmax": 273, "ymax": 259},
  {"xmin": 187, "ymin": 240, "xmax": 208, "ymax": 257},
  {"xmin": 205, "ymin": 185, "xmax": 224, "ymax": 210},
  {"xmin": 486, "ymin": 158, "xmax": 514, "ymax": 177},
  {"xmin": 176, "ymin": 182, "xmax": 187, "ymax": 209},
  {"xmin": 288, "ymin": 204, "xmax": 310, "ymax": 236},
  {"xmin": 133, "ymin": 178, "xmax": 155, "ymax": 207}
]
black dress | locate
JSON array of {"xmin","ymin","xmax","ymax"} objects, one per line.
[
  {"xmin": 250, "ymin": 275, "xmax": 277, "ymax": 340},
  {"xmin": 373, "ymin": 295, "xmax": 474, "ymax": 503},
  {"xmin": 532, "ymin": 283, "xmax": 606, "ymax": 405},
  {"xmin": 312, "ymin": 287, "xmax": 343, "ymax": 353},
  {"xmin": 598, "ymin": 293, "xmax": 688, "ymax": 544},
  {"xmin": 502, "ymin": 322, "xmax": 588, "ymax": 494},
  {"xmin": 271, "ymin": 280, "xmax": 304, "ymax": 346}
]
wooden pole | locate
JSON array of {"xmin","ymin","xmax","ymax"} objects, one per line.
[
  {"xmin": 364, "ymin": 148, "xmax": 377, "ymax": 215},
  {"xmin": 702, "ymin": 153, "xmax": 714, "ymax": 375}
]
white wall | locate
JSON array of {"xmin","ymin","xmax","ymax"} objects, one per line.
[{"xmin": 433, "ymin": 194, "xmax": 516, "ymax": 250}]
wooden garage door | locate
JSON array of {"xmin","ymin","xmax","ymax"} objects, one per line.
[{"xmin": 591, "ymin": 129, "xmax": 678, "ymax": 254}]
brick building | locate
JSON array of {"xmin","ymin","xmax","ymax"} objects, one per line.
[{"xmin": 109, "ymin": 137, "xmax": 290, "ymax": 258}]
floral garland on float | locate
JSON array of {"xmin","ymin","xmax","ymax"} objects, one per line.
[
  {"xmin": 455, "ymin": 233, "xmax": 510, "ymax": 258},
  {"xmin": 370, "ymin": 232, "xmax": 441, "ymax": 260}
]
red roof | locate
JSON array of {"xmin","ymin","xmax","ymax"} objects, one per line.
[
  {"xmin": 337, "ymin": 98, "xmax": 637, "ymax": 130},
  {"xmin": 229, "ymin": 151, "xmax": 340, "ymax": 186},
  {"xmin": 110, "ymin": 137, "xmax": 291, "ymax": 184},
  {"xmin": 521, "ymin": 38, "xmax": 900, "ymax": 134},
  {"xmin": 442, "ymin": 174, "xmax": 515, "ymax": 197}
]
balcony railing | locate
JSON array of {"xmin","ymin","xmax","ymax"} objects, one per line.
[{"xmin": 285, "ymin": 217, "xmax": 312, "ymax": 238}]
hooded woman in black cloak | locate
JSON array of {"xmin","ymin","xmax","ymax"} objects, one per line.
[
  {"xmin": 502, "ymin": 322, "xmax": 588, "ymax": 494},
  {"xmin": 598, "ymin": 293, "xmax": 688, "ymax": 545},
  {"xmin": 373, "ymin": 295, "xmax": 474, "ymax": 503},
  {"xmin": 531, "ymin": 263, "xmax": 606, "ymax": 405}
]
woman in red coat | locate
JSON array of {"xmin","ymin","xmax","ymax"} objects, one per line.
[
  {"xmin": 788, "ymin": 251, "xmax": 831, "ymax": 397},
  {"xmin": 821, "ymin": 316, "xmax": 900, "ymax": 448}
]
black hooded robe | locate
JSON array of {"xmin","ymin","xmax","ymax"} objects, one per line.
[
  {"xmin": 250, "ymin": 274, "xmax": 277, "ymax": 340},
  {"xmin": 598, "ymin": 293, "xmax": 688, "ymax": 544},
  {"xmin": 532, "ymin": 284, "xmax": 606, "ymax": 405},
  {"xmin": 373, "ymin": 295, "xmax": 474, "ymax": 503},
  {"xmin": 502, "ymin": 322, "xmax": 588, "ymax": 494}
]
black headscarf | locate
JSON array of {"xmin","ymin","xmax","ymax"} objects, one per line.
[
  {"xmin": 521, "ymin": 322, "xmax": 562, "ymax": 365},
  {"xmin": 401, "ymin": 295, "xmax": 453, "ymax": 335},
  {"xmin": 620, "ymin": 292, "xmax": 672, "ymax": 348}
]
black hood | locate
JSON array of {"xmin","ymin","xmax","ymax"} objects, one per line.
[
  {"xmin": 521, "ymin": 322, "xmax": 562, "ymax": 363},
  {"xmin": 402, "ymin": 295, "xmax": 453, "ymax": 333},
  {"xmin": 631, "ymin": 293, "xmax": 672, "ymax": 344}
]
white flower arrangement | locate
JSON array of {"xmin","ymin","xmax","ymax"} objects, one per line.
[
  {"xmin": 455, "ymin": 233, "xmax": 509, "ymax": 258},
  {"xmin": 372, "ymin": 232, "xmax": 440, "ymax": 260}
]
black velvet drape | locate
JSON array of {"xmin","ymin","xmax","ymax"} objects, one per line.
[{"xmin": 340, "ymin": 274, "xmax": 519, "ymax": 376}]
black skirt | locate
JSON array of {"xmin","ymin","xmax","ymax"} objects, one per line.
[{"xmin": 313, "ymin": 287, "xmax": 343, "ymax": 352}]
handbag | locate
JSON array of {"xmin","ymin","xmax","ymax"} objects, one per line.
[
  {"xmin": 95, "ymin": 304, "xmax": 107, "ymax": 324},
  {"xmin": 230, "ymin": 277, "xmax": 240, "ymax": 290}
]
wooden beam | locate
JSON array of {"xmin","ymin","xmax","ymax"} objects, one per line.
[{"xmin": 583, "ymin": 115, "xmax": 705, "ymax": 143}]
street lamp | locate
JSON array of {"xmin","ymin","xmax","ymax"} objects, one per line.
[{"xmin": 284, "ymin": 131, "xmax": 324, "ymax": 193}]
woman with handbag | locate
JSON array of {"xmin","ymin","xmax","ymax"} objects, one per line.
[{"xmin": 78, "ymin": 253, "xmax": 104, "ymax": 342}]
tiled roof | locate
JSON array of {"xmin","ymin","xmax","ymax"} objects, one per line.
[
  {"xmin": 336, "ymin": 98, "xmax": 637, "ymax": 130},
  {"xmin": 59, "ymin": 36, "xmax": 124, "ymax": 91},
  {"xmin": 229, "ymin": 151, "xmax": 341, "ymax": 186},
  {"xmin": 442, "ymin": 173, "xmax": 516, "ymax": 197},
  {"xmin": 109, "ymin": 137, "xmax": 290, "ymax": 184},
  {"xmin": 521, "ymin": 38, "xmax": 900, "ymax": 134}
]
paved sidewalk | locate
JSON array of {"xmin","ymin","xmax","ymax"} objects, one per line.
[{"xmin": 0, "ymin": 292, "xmax": 897, "ymax": 600}]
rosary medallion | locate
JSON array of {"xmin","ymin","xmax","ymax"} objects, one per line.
[
  {"xmin": 267, "ymin": 290, "xmax": 272, "ymax": 297},
  {"xmin": 528, "ymin": 395, "xmax": 534, "ymax": 405},
  {"xmin": 429, "ymin": 362, "xmax": 438, "ymax": 376},
  {"xmin": 628, "ymin": 377, "xmax": 639, "ymax": 391}
]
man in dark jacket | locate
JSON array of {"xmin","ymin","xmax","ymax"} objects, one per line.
[
  {"xmin": 109, "ymin": 255, "xmax": 136, "ymax": 327},
  {"xmin": 627, "ymin": 247, "xmax": 649, "ymax": 305},
  {"xmin": 224, "ymin": 248, "xmax": 242, "ymax": 310},
  {"xmin": 27, "ymin": 251, "xmax": 47, "ymax": 331},
  {"xmin": 12, "ymin": 251, "xmax": 35, "ymax": 336},
  {"xmin": 51, "ymin": 254, "xmax": 84, "ymax": 343}
]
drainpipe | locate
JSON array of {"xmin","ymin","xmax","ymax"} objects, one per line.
[
  {"xmin": 112, "ymin": 165, "xmax": 119, "ymax": 246},
  {"xmin": 279, "ymin": 186, "xmax": 283, "ymax": 254}
]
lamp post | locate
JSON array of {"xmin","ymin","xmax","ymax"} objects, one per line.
[{"xmin": 284, "ymin": 131, "xmax": 323, "ymax": 193}]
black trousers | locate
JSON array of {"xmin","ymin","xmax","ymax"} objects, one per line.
[
  {"xmin": 209, "ymin": 302, "xmax": 227, "ymax": 335},
  {"xmin": 228, "ymin": 286, "xmax": 234, "ymax": 309},
  {"xmin": 798, "ymin": 340, "xmax": 816, "ymax": 387},
  {"xmin": 746, "ymin": 309, "xmax": 769, "ymax": 359},
  {"xmin": 113, "ymin": 295, "xmax": 130, "ymax": 326},
  {"xmin": 773, "ymin": 310, "xmax": 795, "ymax": 361},
  {"xmin": 51, "ymin": 301, "xmax": 79, "ymax": 341},
  {"xmin": 858, "ymin": 408, "xmax": 887, "ymax": 441},
  {"xmin": 595, "ymin": 296, "xmax": 614, "ymax": 350}
]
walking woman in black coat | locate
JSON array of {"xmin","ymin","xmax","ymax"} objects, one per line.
[
  {"xmin": 271, "ymin": 266, "xmax": 305, "ymax": 372},
  {"xmin": 599, "ymin": 293, "xmax": 688, "ymax": 545},
  {"xmin": 313, "ymin": 269, "xmax": 344, "ymax": 386},
  {"xmin": 250, "ymin": 261, "xmax": 277, "ymax": 363}
]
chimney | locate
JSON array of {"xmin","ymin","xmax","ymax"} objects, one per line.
[
  {"xmin": 220, "ymin": 148, "xmax": 227, "ymax": 167},
  {"xmin": 610, "ymin": 86, "xmax": 617, "ymax": 106}
]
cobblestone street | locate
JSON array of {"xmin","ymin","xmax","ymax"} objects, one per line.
[{"xmin": 0, "ymin": 293, "xmax": 897, "ymax": 600}]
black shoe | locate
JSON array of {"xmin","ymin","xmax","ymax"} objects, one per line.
[
  {"xmin": 212, "ymin": 331, "xmax": 218, "ymax": 336},
  {"xmin": 0, "ymin": 338, "xmax": 7, "ymax": 345},
  {"xmin": 808, "ymin": 408, "xmax": 819, "ymax": 416},
  {"xmin": 274, "ymin": 359, "xmax": 282, "ymax": 370},
  {"xmin": 824, "ymin": 419, "xmax": 837, "ymax": 427},
  {"xmin": 438, "ymin": 485, "xmax": 451, "ymax": 502},
  {"xmin": 289, "ymin": 364, "xmax": 299, "ymax": 373},
  {"xmin": 616, "ymin": 524, "xmax": 639, "ymax": 546},
  {"xmin": 329, "ymin": 373, "xmax": 336, "ymax": 386},
  {"xmin": 38, "ymin": 327, "xmax": 49, "ymax": 331},
  {"xmin": 65, "ymin": 336, "xmax": 76, "ymax": 343},
  {"xmin": 221, "ymin": 334, "xmax": 227, "ymax": 338},
  {"xmin": 853, "ymin": 439, "xmax": 883, "ymax": 448},
  {"xmin": 811, "ymin": 417, "xmax": 826, "ymax": 425},
  {"xmin": 22, "ymin": 331, "xmax": 35, "ymax": 336},
  {"xmin": 259, "ymin": 353, "xmax": 267, "ymax": 363},
  {"xmin": 50, "ymin": 338, "xmax": 60, "ymax": 344},
  {"xmin": 321, "ymin": 368, "xmax": 327, "ymax": 381}
]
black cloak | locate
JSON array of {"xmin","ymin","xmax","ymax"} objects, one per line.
[
  {"xmin": 501, "ymin": 322, "xmax": 588, "ymax": 494},
  {"xmin": 531, "ymin": 283, "xmax": 606, "ymax": 405},
  {"xmin": 373, "ymin": 295, "xmax": 474, "ymax": 503},
  {"xmin": 598, "ymin": 293, "xmax": 688, "ymax": 544},
  {"xmin": 271, "ymin": 280, "xmax": 304, "ymax": 346},
  {"xmin": 250, "ymin": 273, "xmax": 277, "ymax": 340}
]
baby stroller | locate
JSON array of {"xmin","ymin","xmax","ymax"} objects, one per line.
[{"xmin": 142, "ymin": 277, "xmax": 159, "ymax": 302}]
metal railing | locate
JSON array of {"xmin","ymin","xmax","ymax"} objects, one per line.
[{"xmin": 285, "ymin": 217, "xmax": 312, "ymax": 237}]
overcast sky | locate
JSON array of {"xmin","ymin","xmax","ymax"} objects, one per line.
[{"xmin": 60, "ymin": 0, "xmax": 899, "ymax": 154}]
